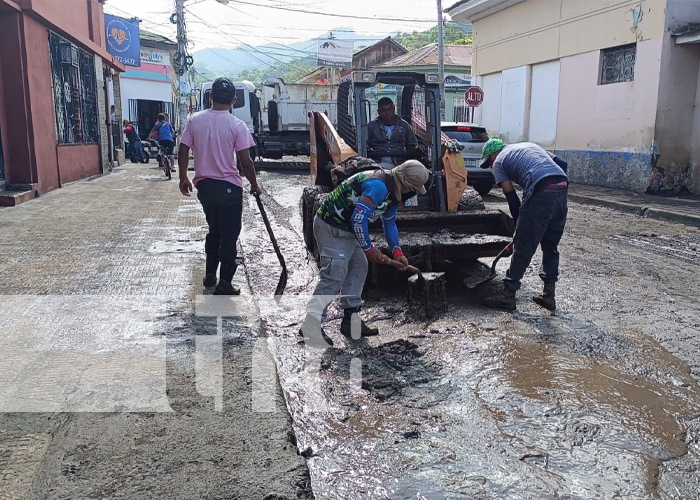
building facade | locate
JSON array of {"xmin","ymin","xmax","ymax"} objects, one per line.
[
  {"xmin": 376, "ymin": 44, "xmax": 474, "ymax": 122},
  {"xmin": 448, "ymin": 0, "xmax": 700, "ymax": 194},
  {"xmin": 0, "ymin": 0, "xmax": 124, "ymax": 205},
  {"xmin": 116, "ymin": 30, "xmax": 178, "ymax": 141}
]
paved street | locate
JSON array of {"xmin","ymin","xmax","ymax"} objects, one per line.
[
  {"xmin": 2, "ymin": 162, "xmax": 700, "ymax": 499},
  {"xmin": 0, "ymin": 163, "xmax": 311, "ymax": 500}
]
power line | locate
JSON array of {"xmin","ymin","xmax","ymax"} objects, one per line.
[
  {"xmin": 224, "ymin": 0, "xmax": 436, "ymax": 23},
  {"xmin": 186, "ymin": 10, "xmax": 306, "ymax": 71}
]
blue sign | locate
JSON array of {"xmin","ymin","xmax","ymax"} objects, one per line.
[{"xmin": 105, "ymin": 14, "xmax": 141, "ymax": 67}]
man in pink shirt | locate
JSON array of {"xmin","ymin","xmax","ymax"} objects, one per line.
[{"xmin": 178, "ymin": 78, "xmax": 262, "ymax": 295}]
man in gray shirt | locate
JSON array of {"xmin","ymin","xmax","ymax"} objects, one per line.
[{"xmin": 479, "ymin": 138, "xmax": 568, "ymax": 311}]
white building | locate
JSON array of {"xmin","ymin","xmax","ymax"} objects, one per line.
[{"xmin": 447, "ymin": 0, "xmax": 700, "ymax": 194}]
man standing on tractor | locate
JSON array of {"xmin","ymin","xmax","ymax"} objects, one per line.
[
  {"xmin": 366, "ymin": 97, "xmax": 419, "ymax": 169},
  {"xmin": 479, "ymin": 138, "xmax": 568, "ymax": 311},
  {"xmin": 177, "ymin": 77, "xmax": 262, "ymax": 295},
  {"xmin": 300, "ymin": 160, "xmax": 430, "ymax": 347}
]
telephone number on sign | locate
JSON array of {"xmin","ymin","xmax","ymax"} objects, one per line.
[{"xmin": 117, "ymin": 57, "xmax": 138, "ymax": 66}]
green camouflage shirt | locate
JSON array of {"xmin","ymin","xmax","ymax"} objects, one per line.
[{"xmin": 317, "ymin": 172, "xmax": 396, "ymax": 232}]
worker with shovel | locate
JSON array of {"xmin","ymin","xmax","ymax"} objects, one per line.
[
  {"xmin": 300, "ymin": 160, "xmax": 430, "ymax": 347},
  {"xmin": 178, "ymin": 78, "xmax": 262, "ymax": 295},
  {"xmin": 479, "ymin": 138, "xmax": 568, "ymax": 311}
]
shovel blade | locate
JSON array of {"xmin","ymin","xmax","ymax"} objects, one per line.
[
  {"xmin": 273, "ymin": 267, "xmax": 288, "ymax": 302},
  {"xmin": 463, "ymin": 270, "xmax": 498, "ymax": 289}
]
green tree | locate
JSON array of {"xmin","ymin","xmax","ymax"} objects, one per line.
[{"xmin": 394, "ymin": 23, "xmax": 472, "ymax": 51}]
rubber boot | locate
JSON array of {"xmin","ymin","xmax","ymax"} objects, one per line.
[
  {"xmin": 482, "ymin": 284, "xmax": 516, "ymax": 311},
  {"xmin": 340, "ymin": 308, "xmax": 379, "ymax": 338},
  {"xmin": 298, "ymin": 314, "xmax": 334, "ymax": 348},
  {"xmin": 533, "ymin": 282, "xmax": 556, "ymax": 311},
  {"xmin": 203, "ymin": 255, "xmax": 218, "ymax": 287},
  {"xmin": 214, "ymin": 263, "xmax": 240, "ymax": 295}
]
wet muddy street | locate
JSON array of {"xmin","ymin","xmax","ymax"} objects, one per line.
[{"xmin": 242, "ymin": 171, "xmax": 700, "ymax": 499}]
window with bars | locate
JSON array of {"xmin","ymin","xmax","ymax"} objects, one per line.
[
  {"xmin": 600, "ymin": 43, "xmax": 636, "ymax": 85},
  {"xmin": 49, "ymin": 31, "xmax": 100, "ymax": 144}
]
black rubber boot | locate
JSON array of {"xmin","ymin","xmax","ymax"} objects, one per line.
[
  {"xmin": 482, "ymin": 285, "xmax": 516, "ymax": 311},
  {"xmin": 533, "ymin": 282, "xmax": 556, "ymax": 311},
  {"xmin": 298, "ymin": 315, "xmax": 334, "ymax": 348},
  {"xmin": 340, "ymin": 308, "xmax": 379, "ymax": 338},
  {"xmin": 203, "ymin": 255, "xmax": 218, "ymax": 287},
  {"xmin": 213, "ymin": 280, "xmax": 241, "ymax": 295}
]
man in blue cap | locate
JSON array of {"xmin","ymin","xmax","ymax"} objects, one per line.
[{"xmin": 479, "ymin": 138, "xmax": 568, "ymax": 311}]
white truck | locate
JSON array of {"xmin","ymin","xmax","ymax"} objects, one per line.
[{"xmin": 200, "ymin": 79, "xmax": 338, "ymax": 163}]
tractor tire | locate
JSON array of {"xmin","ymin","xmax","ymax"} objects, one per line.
[
  {"xmin": 301, "ymin": 186, "xmax": 330, "ymax": 251},
  {"xmin": 458, "ymin": 187, "xmax": 486, "ymax": 211}
]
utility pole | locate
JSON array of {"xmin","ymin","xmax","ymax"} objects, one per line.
[
  {"xmin": 437, "ymin": 0, "xmax": 445, "ymax": 120},
  {"xmin": 175, "ymin": 0, "xmax": 189, "ymax": 135}
]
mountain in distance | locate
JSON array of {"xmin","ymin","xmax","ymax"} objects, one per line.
[{"xmin": 192, "ymin": 27, "xmax": 396, "ymax": 78}]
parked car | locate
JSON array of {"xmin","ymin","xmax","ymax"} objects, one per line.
[{"xmin": 441, "ymin": 122, "xmax": 494, "ymax": 196}]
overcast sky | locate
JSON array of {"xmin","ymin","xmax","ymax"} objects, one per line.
[{"xmin": 105, "ymin": 0, "xmax": 446, "ymax": 52}]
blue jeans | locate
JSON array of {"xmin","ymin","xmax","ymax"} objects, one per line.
[
  {"xmin": 505, "ymin": 189, "xmax": 568, "ymax": 292},
  {"xmin": 127, "ymin": 141, "xmax": 144, "ymax": 162}
]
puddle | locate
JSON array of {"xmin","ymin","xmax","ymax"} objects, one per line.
[
  {"xmin": 237, "ymin": 171, "xmax": 700, "ymax": 499},
  {"xmin": 148, "ymin": 240, "xmax": 204, "ymax": 254}
]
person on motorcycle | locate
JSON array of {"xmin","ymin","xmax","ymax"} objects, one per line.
[
  {"xmin": 299, "ymin": 159, "xmax": 430, "ymax": 347},
  {"xmin": 366, "ymin": 98, "xmax": 419, "ymax": 169},
  {"xmin": 123, "ymin": 119, "xmax": 144, "ymax": 163},
  {"xmin": 149, "ymin": 113, "xmax": 175, "ymax": 172}
]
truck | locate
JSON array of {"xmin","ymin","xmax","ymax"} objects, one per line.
[{"xmin": 200, "ymin": 79, "xmax": 338, "ymax": 168}]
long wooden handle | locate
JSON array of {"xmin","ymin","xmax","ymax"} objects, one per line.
[
  {"xmin": 384, "ymin": 258, "xmax": 422, "ymax": 278},
  {"xmin": 490, "ymin": 241, "xmax": 514, "ymax": 272}
]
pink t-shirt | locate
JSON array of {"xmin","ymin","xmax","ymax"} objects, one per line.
[{"xmin": 180, "ymin": 109, "xmax": 256, "ymax": 187}]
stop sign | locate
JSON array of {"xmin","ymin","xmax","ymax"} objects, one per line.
[{"xmin": 465, "ymin": 86, "xmax": 484, "ymax": 107}]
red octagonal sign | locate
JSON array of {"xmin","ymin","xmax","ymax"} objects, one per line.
[{"xmin": 465, "ymin": 86, "xmax": 484, "ymax": 107}]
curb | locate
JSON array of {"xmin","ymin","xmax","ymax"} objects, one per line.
[{"xmin": 568, "ymin": 194, "xmax": 700, "ymax": 228}]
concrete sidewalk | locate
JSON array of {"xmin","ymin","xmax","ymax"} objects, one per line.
[{"xmin": 568, "ymin": 184, "xmax": 700, "ymax": 227}]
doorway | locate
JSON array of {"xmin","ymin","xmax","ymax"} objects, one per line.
[{"xmin": 128, "ymin": 99, "xmax": 174, "ymax": 140}]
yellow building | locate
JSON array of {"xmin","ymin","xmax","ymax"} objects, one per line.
[{"xmin": 447, "ymin": 0, "xmax": 700, "ymax": 194}]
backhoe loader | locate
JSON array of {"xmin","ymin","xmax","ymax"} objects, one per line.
[{"xmin": 301, "ymin": 71, "xmax": 513, "ymax": 285}]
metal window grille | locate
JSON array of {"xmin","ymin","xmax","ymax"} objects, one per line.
[
  {"xmin": 600, "ymin": 44, "xmax": 636, "ymax": 85},
  {"xmin": 336, "ymin": 81, "xmax": 357, "ymax": 151},
  {"xmin": 49, "ymin": 31, "xmax": 100, "ymax": 144},
  {"xmin": 452, "ymin": 97, "xmax": 475, "ymax": 123}
]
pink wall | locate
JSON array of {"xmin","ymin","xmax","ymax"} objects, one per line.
[
  {"xmin": 556, "ymin": 38, "xmax": 663, "ymax": 152},
  {"xmin": 24, "ymin": 14, "xmax": 59, "ymax": 192},
  {"xmin": 57, "ymin": 144, "xmax": 100, "ymax": 183},
  {"xmin": 0, "ymin": 11, "xmax": 35, "ymax": 185}
]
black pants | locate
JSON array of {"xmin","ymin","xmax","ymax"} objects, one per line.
[
  {"xmin": 196, "ymin": 179, "xmax": 243, "ymax": 282},
  {"xmin": 505, "ymin": 188, "xmax": 568, "ymax": 292}
]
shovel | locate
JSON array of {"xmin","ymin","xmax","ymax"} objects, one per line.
[
  {"xmin": 254, "ymin": 193, "xmax": 288, "ymax": 299},
  {"xmin": 383, "ymin": 257, "xmax": 423, "ymax": 281},
  {"xmin": 463, "ymin": 241, "xmax": 513, "ymax": 289}
]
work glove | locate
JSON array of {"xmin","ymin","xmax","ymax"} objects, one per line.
[{"xmin": 446, "ymin": 139, "xmax": 464, "ymax": 153}]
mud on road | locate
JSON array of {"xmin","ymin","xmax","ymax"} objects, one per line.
[{"xmin": 241, "ymin": 172, "xmax": 700, "ymax": 499}]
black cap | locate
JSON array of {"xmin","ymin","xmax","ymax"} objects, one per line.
[{"xmin": 212, "ymin": 78, "xmax": 236, "ymax": 101}]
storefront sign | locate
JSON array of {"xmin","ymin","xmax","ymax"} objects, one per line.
[
  {"xmin": 317, "ymin": 39, "xmax": 353, "ymax": 68},
  {"xmin": 105, "ymin": 15, "xmax": 141, "ymax": 67}
]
